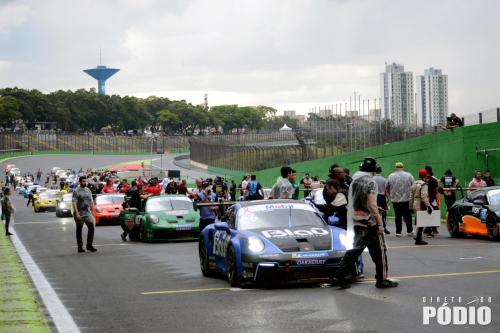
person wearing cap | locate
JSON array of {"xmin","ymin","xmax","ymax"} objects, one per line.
[
  {"xmin": 410, "ymin": 169, "xmax": 431, "ymax": 245},
  {"xmin": 335, "ymin": 157, "xmax": 398, "ymax": 289},
  {"xmin": 387, "ymin": 162, "xmax": 415, "ymax": 237}
]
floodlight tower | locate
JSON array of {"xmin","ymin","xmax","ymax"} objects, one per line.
[{"xmin": 83, "ymin": 50, "xmax": 119, "ymax": 95}]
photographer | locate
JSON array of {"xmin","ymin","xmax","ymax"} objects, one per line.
[{"xmin": 198, "ymin": 185, "xmax": 218, "ymax": 232}]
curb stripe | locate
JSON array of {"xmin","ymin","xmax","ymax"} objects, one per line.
[{"xmin": 10, "ymin": 232, "xmax": 80, "ymax": 333}]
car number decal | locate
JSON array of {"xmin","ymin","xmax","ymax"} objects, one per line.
[
  {"xmin": 472, "ymin": 207, "xmax": 480, "ymax": 215},
  {"xmin": 213, "ymin": 230, "xmax": 230, "ymax": 258}
]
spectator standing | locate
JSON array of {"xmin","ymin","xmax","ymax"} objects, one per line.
[
  {"xmin": 387, "ymin": 162, "xmax": 415, "ymax": 237},
  {"xmin": 290, "ymin": 169, "xmax": 300, "ymax": 200},
  {"xmin": 424, "ymin": 165, "xmax": 440, "ymax": 237},
  {"xmin": 440, "ymin": 169, "xmax": 459, "ymax": 210},
  {"xmin": 240, "ymin": 176, "xmax": 250, "ymax": 199},
  {"xmin": 269, "ymin": 166, "xmax": 294, "ymax": 199},
  {"xmin": 229, "ymin": 180, "xmax": 237, "ymax": 201},
  {"xmin": 102, "ymin": 179, "xmax": 115, "ymax": 193},
  {"xmin": 410, "ymin": 169, "xmax": 431, "ymax": 245},
  {"xmin": 36, "ymin": 169, "xmax": 42, "ymax": 182},
  {"xmin": 469, "ymin": 171, "xmax": 487, "ymax": 190},
  {"xmin": 373, "ymin": 166, "xmax": 390, "ymax": 234},
  {"xmin": 72, "ymin": 177, "xmax": 97, "ymax": 253},
  {"xmin": 300, "ymin": 173, "xmax": 313, "ymax": 198},
  {"xmin": 198, "ymin": 187, "xmax": 217, "ymax": 231},
  {"xmin": 177, "ymin": 179, "xmax": 188, "ymax": 195},
  {"xmin": 483, "ymin": 170, "xmax": 495, "ymax": 187},
  {"xmin": 246, "ymin": 175, "xmax": 264, "ymax": 201},
  {"xmin": 335, "ymin": 157, "xmax": 398, "ymax": 289},
  {"xmin": 2, "ymin": 188, "xmax": 14, "ymax": 236}
]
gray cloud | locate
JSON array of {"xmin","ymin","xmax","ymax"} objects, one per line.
[{"xmin": 0, "ymin": 0, "xmax": 499, "ymax": 115}]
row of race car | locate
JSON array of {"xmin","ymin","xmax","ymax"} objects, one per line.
[{"xmin": 14, "ymin": 174, "xmax": 500, "ymax": 287}]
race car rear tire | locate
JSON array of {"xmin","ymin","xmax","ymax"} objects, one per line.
[
  {"xmin": 486, "ymin": 214, "xmax": 499, "ymax": 241},
  {"xmin": 227, "ymin": 245, "xmax": 241, "ymax": 287},
  {"xmin": 199, "ymin": 238, "xmax": 214, "ymax": 277},
  {"xmin": 447, "ymin": 211, "xmax": 462, "ymax": 238}
]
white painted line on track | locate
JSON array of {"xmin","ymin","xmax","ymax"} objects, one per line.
[
  {"xmin": 15, "ymin": 221, "xmax": 65, "ymax": 225},
  {"xmin": 71, "ymin": 243, "xmax": 127, "ymax": 248},
  {"xmin": 9, "ymin": 230, "xmax": 81, "ymax": 333}
]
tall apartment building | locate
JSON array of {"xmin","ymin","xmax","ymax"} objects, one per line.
[
  {"xmin": 416, "ymin": 67, "xmax": 448, "ymax": 128},
  {"xmin": 380, "ymin": 63, "xmax": 414, "ymax": 127}
]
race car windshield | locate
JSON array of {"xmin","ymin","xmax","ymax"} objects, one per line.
[
  {"xmin": 146, "ymin": 198, "xmax": 193, "ymax": 212},
  {"xmin": 237, "ymin": 206, "xmax": 324, "ymax": 230},
  {"xmin": 40, "ymin": 193, "xmax": 59, "ymax": 199},
  {"xmin": 96, "ymin": 195, "xmax": 125, "ymax": 205},
  {"xmin": 487, "ymin": 190, "xmax": 500, "ymax": 207}
]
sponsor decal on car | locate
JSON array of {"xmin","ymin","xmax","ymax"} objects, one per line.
[
  {"xmin": 261, "ymin": 227, "xmax": 329, "ymax": 238},
  {"xmin": 245, "ymin": 203, "xmax": 316, "ymax": 213},
  {"xmin": 295, "ymin": 259, "xmax": 327, "ymax": 265},
  {"xmin": 291, "ymin": 251, "xmax": 329, "ymax": 259}
]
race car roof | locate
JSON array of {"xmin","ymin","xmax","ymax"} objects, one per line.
[{"xmin": 236, "ymin": 199, "xmax": 304, "ymax": 207}]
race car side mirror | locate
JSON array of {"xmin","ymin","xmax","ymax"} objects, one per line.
[{"xmin": 214, "ymin": 222, "xmax": 230, "ymax": 233}]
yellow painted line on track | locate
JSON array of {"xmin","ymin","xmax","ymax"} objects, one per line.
[
  {"xmin": 142, "ymin": 287, "xmax": 231, "ymax": 295},
  {"xmin": 388, "ymin": 243, "xmax": 499, "ymax": 249},
  {"xmin": 359, "ymin": 269, "xmax": 500, "ymax": 283}
]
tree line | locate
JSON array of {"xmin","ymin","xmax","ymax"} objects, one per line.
[{"xmin": 0, "ymin": 87, "xmax": 292, "ymax": 135}]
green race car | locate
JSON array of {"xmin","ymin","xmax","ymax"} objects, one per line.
[{"xmin": 119, "ymin": 195, "xmax": 200, "ymax": 242}]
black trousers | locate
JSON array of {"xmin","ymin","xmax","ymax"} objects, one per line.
[
  {"xmin": 377, "ymin": 194, "xmax": 387, "ymax": 228},
  {"xmin": 4, "ymin": 213, "xmax": 11, "ymax": 233},
  {"xmin": 337, "ymin": 225, "xmax": 388, "ymax": 283},
  {"xmin": 392, "ymin": 201, "xmax": 413, "ymax": 234},
  {"xmin": 200, "ymin": 218, "xmax": 215, "ymax": 232},
  {"xmin": 27, "ymin": 196, "xmax": 34, "ymax": 206},
  {"xmin": 75, "ymin": 215, "xmax": 95, "ymax": 248}
]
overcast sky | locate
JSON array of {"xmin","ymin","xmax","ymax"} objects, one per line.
[{"xmin": 0, "ymin": 0, "xmax": 499, "ymax": 115}]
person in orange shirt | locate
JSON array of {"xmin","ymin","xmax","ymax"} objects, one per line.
[{"xmin": 102, "ymin": 179, "xmax": 115, "ymax": 193}]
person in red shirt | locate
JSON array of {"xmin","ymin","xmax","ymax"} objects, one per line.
[
  {"xmin": 102, "ymin": 179, "xmax": 115, "ymax": 193},
  {"xmin": 145, "ymin": 179, "xmax": 161, "ymax": 196},
  {"xmin": 119, "ymin": 179, "xmax": 130, "ymax": 194}
]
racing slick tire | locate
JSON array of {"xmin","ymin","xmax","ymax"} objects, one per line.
[
  {"xmin": 447, "ymin": 211, "xmax": 462, "ymax": 238},
  {"xmin": 486, "ymin": 213, "xmax": 499, "ymax": 241},
  {"xmin": 199, "ymin": 238, "xmax": 215, "ymax": 277},
  {"xmin": 226, "ymin": 245, "xmax": 243, "ymax": 287},
  {"xmin": 129, "ymin": 231, "xmax": 140, "ymax": 241},
  {"xmin": 34, "ymin": 206, "xmax": 40, "ymax": 213},
  {"xmin": 55, "ymin": 210, "xmax": 61, "ymax": 217}
]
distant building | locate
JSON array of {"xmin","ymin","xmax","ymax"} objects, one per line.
[
  {"xmin": 416, "ymin": 67, "xmax": 448, "ymax": 128},
  {"xmin": 368, "ymin": 109, "xmax": 382, "ymax": 122},
  {"xmin": 380, "ymin": 63, "xmax": 414, "ymax": 127},
  {"xmin": 345, "ymin": 110, "xmax": 359, "ymax": 118},
  {"xmin": 282, "ymin": 110, "xmax": 306, "ymax": 123}
]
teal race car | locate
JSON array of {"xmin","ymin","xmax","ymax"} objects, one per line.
[{"xmin": 119, "ymin": 195, "xmax": 200, "ymax": 242}]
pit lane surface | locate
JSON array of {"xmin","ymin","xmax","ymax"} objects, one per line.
[{"xmin": 4, "ymin": 155, "xmax": 500, "ymax": 332}]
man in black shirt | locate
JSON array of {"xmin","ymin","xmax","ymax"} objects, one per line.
[{"xmin": 483, "ymin": 169, "xmax": 495, "ymax": 187}]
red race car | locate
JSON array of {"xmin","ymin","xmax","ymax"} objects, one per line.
[{"xmin": 93, "ymin": 193, "xmax": 126, "ymax": 225}]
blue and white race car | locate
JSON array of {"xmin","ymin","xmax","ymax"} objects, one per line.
[{"xmin": 198, "ymin": 199, "xmax": 361, "ymax": 287}]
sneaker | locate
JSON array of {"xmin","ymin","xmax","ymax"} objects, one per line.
[
  {"xmin": 384, "ymin": 228, "xmax": 390, "ymax": 235},
  {"xmin": 395, "ymin": 233, "xmax": 401, "ymax": 237},
  {"xmin": 407, "ymin": 232, "xmax": 414, "ymax": 237},
  {"xmin": 78, "ymin": 247, "xmax": 85, "ymax": 253},
  {"xmin": 5, "ymin": 232, "xmax": 13, "ymax": 236},
  {"xmin": 414, "ymin": 239, "xmax": 428, "ymax": 245},
  {"xmin": 376, "ymin": 280, "xmax": 399, "ymax": 288},
  {"xmin": 86, "ymin": 246, "xmax": 98, "ymax": 252},
  {"xmin": 121, "ymin": 233, "xmax": 127, "ymax": 242}
]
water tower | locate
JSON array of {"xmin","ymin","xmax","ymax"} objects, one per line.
[{"xmin": 83, "ymin": 51, "xmax": 119, "ymax": 95}]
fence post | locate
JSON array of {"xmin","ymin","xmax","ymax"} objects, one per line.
[
  {"xmin": 479, "ymin": 112, "xmax": 483, "ymax": 125},
  {"xmin": 497, "ymin": 108, "xmax": 500, "ymax": 122}
]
